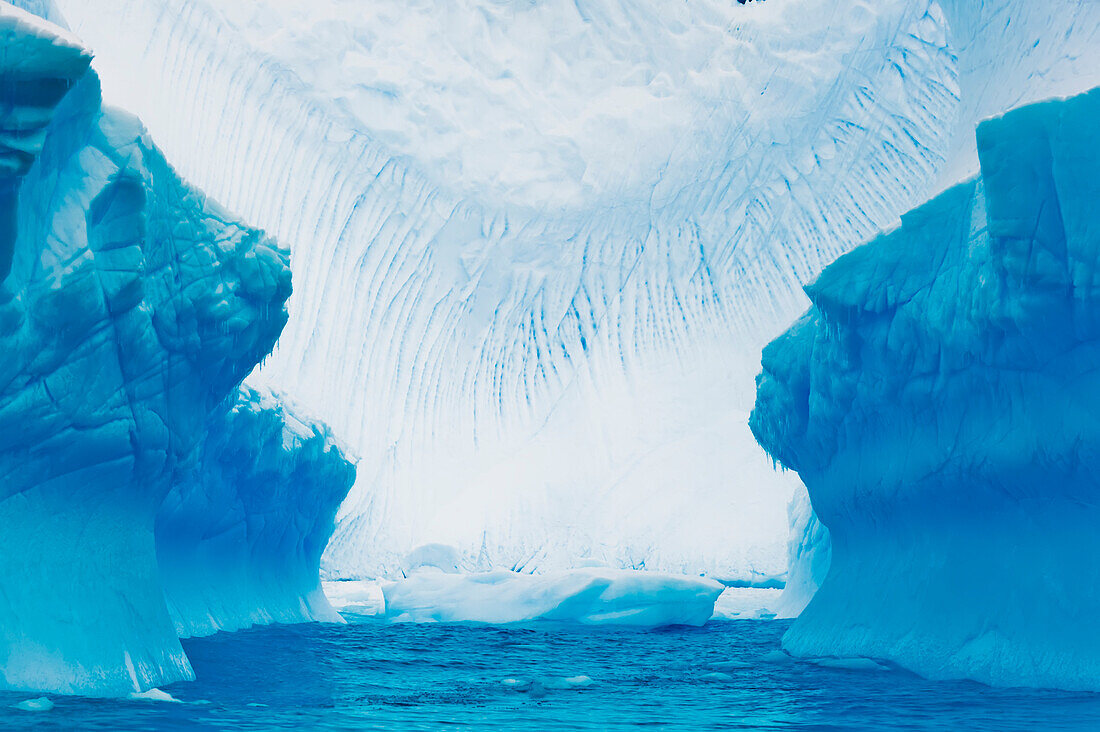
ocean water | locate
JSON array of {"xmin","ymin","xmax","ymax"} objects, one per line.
[{"xmin": 2, "ymin": 619, "xmax": 1099, "ymax": 730}]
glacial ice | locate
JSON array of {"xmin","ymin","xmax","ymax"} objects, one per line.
[
  {"xmin": 382, "ymin": 568, "xmax": 723, "ymax": 626},
  {"xmin": 0, "ymin": 5, "xmax": 351, "ymax": 696},
  {"xmin": 329, "ymin": 567, "xmax": 723, "ymax": 627},
  {"xmin": 7, "ymin": 0, "xmax": 1100, "ymax": 695},
  {"xmin": 127, "ymin": 688, "xmax": 180, "ymax": 703},
  {"xmin": 771, "ymin": 486, "xmax": 830, "ymax": 619},
  {"xmin": 752, "ymin": 87, "xmax": 1100, "ymax": 691},
  {"xmin": 12, "ymin": 697, "xmax": 53, "ymax": 712},
  {"xmin": 158, "ymin": 386, "xmax": 356, "ymax": 639},
  {"xmin": 48, "ymin": 0, "xmax": 1100, "ymax": 589},
  {"xmin": 323, "ymin": 580, "xmax": 386, "ymax": 617},
  {"xmin": 771, "ymin": 0, "xmax": 1100, "ymax": 617},
  {"xmin": 39, "ymin": 0, "xmax": 963, "ymax": 581}
]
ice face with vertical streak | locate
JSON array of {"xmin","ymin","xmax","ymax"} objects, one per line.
[{"xmin": 37, "ymin": 0, "xmax": 964, "ymax": 580}]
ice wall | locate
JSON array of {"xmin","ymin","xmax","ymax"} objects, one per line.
[
  {"xmin": 752, "ymin": 87, "xmax": 1100, "ymax": 690},
  {"xmin": 0, "ymin": 4, "xmax": 349, "ymax": 696},
  {"xmin": 36, "ymin": 0, "xmax": 960, "ymax": 580},
  {"xmin": 772, "ymin": 0, "xmax": 1100, "ymax": 614},
  {"xmin": 771, "ymin": 486, "xmax": 830, "ymax": 619},
  {"xmin": 158, "ymin": 386, "xmax": 355, "ymax": 639},
  {"xmin": 0, "ymin": 1, "xmax": 86, "ymax": 278}
]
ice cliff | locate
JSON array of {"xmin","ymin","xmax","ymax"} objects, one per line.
[
  {"xmin": 34, "ymin": 0, "xmax": 964, "ymax": 580},
  {"xmin": 0, "ymin": 4, "xmax": 352, "ymax": 695},
  {"xmin": 158, "ymin": 386, "xmax": 355, "ymax": 639},
  {"xmin": 52, "ymin": 0, "xmax": 1100, "ymax": 585},
  {"xmin": 768, "ymin": 0, "xmax": 1100, "ymax": 618},
  {"xmin": 752, "ymin": 87, "xmax": 1100, "ymax": 690},
  {"xmin": 12, "ymin": 2, "xmax": 1099, "ymax": 688}
]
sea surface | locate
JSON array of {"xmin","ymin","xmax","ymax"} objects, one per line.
[{"xmin": 2, "ymin": 618, "xmax": 1099, "ymax": 730}]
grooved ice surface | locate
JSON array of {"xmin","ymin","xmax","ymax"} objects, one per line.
[
  {"xmin": 0, "ymin": 4, "xmax": 351, "ymax": 696},
  {"xmin": 752, "ymin": 88, "xmax": 1100, "ymax": 690},
  {"xmin": 38, "ymin": 0, "xmax": 962, "ymax": 580}
]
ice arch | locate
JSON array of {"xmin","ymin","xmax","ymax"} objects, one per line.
[{"xmin": 26, "ymin": 0, "xmax": 963, "ymax": 580}]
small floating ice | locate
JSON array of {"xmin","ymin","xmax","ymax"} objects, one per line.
[
  {"xmin": 711, "ymin": 587, "xmax": 782, "ymax": 620},
  {"xmin": 809, "ymin": 657, "xmax": 889, "ymax": 672},
  {"xmin": 504, "ymin": 675, "xmax": 595, "ymax": 691},
  {"xmin": 704, "ymin": 660, "xmax": 752, "ymax": 671},
  {"xmin": 323, "ymin": 579, "xmax": 386, "ymax": 616},
  {"xmin": 700, "ymin": 672, "xmax": 733, "ymax": 682},
  {"xmin": 759, "ymin": 650, "xmax": 794, "ymax": 664},
  {"xmin": 128, "ymin": 688, "xmax": 181, "ymax": 703},
  {"xmin": 13, "ymin": 697, "xmax": 53, "ymax": 712},
  {"xmin": 379, "ymin": 567, "xmax": 723, "ymax": 626},
  {"xmin": 542, "ymin": 675, "xmax": 596, "ymax": 689},
  {"xmin": 561, "ymin": 675, "xmax": 594, "ymax": 687}
]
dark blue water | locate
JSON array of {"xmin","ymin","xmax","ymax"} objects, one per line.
[{"xmin": 3, "ymin": 618, "xmax": 1100, "ymax": 730}]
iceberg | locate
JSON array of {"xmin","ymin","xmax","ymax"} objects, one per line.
[
  {"xmin": 364, "ymin": 568, "xmax": 723, "ymax": 627},
  {"xmin": 0, "ymin": 5, "xmax": 351, "ymax": 696},
  {"xmin": 771, "ymin": 0, "xmax": 1100, "ymax": 617},
  {"xmin": 34, "ymin": 0, "xmax": 966, "ymax": 580},
  {"xmin": 771, "ymin": 486, "xmax": 831, "ymax": 619},
  {"xmin": 752, "ymin": 88, "xmax": 1100, "ymax": 690},
  {"xmin": 157, "ymin": 386, "xmax": 356, "ymax": 639},
  {"xmin": 6, "ymin": 0, "xmax": 1098, "ymax": 697}
]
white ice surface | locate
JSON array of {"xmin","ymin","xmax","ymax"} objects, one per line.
[
  {"xmin": 0, "ymin": 2, "xmax": 86, "ymax": 74},
  {"xmin": 127, "ymin": 688, "xmax": 181, "ymax": 703},
  {"xmin": 12, "ymin": 697, "xmax": 53, "ymax": 712},
  {"xmin": 14, "ymin": 0, "xmax": 1099, "ymax": 633},
  {"xmin": 327, "ymin": 568, "xmax": 723, "ymax": 627},
  {"xmin": 323, "ymin": 580, "xmax": 386, "ymax": 617},
  {"xmin": 35, "ymin": 0, "xmax": 959, "ymax": 581}
]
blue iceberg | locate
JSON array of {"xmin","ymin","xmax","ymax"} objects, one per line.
[
  {"xmin": 0, "ymin": 6, "xmax": 352, "ymax": 696},
  {"xmin": 752, "ymin": 87, "xmax": 1100, "ymax": 691},
  {"xmin": 158, "ymin": 386, "xmax": 356, "ymax": 639}
]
